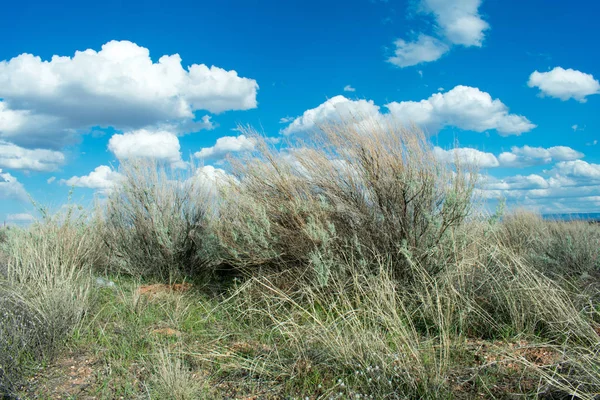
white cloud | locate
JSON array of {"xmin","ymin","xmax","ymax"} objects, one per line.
[
  {"xmin": 108, "ymin": 129, "xmax": 184, "ymax": 167},
  {"xmin": 433, "ymin": 144, "xmax": 583, "ymax": 169},
  {"xmin": 195, "ymin": 134, "xmax": 256, "ymax": 159},
  {"xmin": 0, "ymin": 168, "xmax": 28, "ymax": 201},
  {"xmin": 279, "ymin": 116, "xmax": 295, "ymax": 124},
  {"xmin": 433, "ymin": 146, "xmax": 499, "ymax": 168},
  {"xmin": 528, "ymin": 67, "xmax": 600, "ymax": 102},
  {"xmin": 387, "ymin": 35, "xmax": 449, "ymax": 67},
  {"xmin": 0, "ymin": 140, "xmax": 65, "ymax": 171},
  {"xmin": 478, "ymin": 158, "xmax": 600, "ymax": 213},
  {"xmin": 47, "ymin": 177, "xmax": 56, "ymax": 184},
  {"xmin": 387, "ymin": 0, "xmax": 488, "ymax": 68},
  {"xmin": 343, "ymin": 85, "xmax": 356, "ymax": 92},
  {"xmin": 421, "ymin": 0, "xmax": 489, "ymax": 47},
  {"xmin": 498, "ymin": 145, "xmax": 584, "ymax": 167},
  {"xmin": 0, "ymin": 40, "xmax": 258, "ymax": 148},
  {"xmin": 62, "ymin": 165, "xmax": 122, "ymax": 191},
  {"xmin": 192, "ymin": 165, "xmax": 231, "ymax": 194},
  {"xmin": 283, "ymin": 87, "xmax": 534, "ymax": 136},
  {"xmin": 386, "ymin": 86, "xmax": 535, "ymax": 135},
  {"xmin": 484, "ymin": 174, "xmax": 550, "ymax": 191},
  {"xmin": 7, "ymin": 213, "xmax": 34, "ymax": 222},
  {"xmin": 550, "ymin": 160, "xmax": 600, "ymax": 180},
  {"xmin": 282, "ymin": 95, "xmax": 382, "ymax": 135}
]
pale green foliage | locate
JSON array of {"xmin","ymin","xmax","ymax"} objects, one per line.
[{"xmin": 99, "ymin": 159, "xmax": 215, "ymax": 280}]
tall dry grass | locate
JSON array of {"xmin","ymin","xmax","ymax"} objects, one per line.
[
  {"xmin": 499, "ymin": 210, "xmax": 600, "ymax": 278},
  {"xmin": 0, "ymin": 205, "xmax": 98, "ymax": 395},
  {"xmin": 216, "ymin": 231, "xmax": 599, "ymax": 398}
]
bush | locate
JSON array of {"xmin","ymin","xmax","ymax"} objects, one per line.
[
  {"xmin": 99, "ymin": 159, "xmax": 216, "ymax": 280},
  {"xmin": 217, "ymin": 120, "xmax": 476, "ymax": 282},
  {"xmin": 0, "ymin": 206, "xmax": 95, "ymax": 396}
]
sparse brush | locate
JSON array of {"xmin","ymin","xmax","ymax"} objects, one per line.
[
  {"xmin": 99, "ymin": 158, "xmax": 216, "ymax": 280},
  {"xmin": 498, "ymin": 210, "xmax": 600, "ymax": 278}
]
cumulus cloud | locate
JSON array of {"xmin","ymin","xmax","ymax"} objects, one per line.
[
  {"xmin": 0, "ymin": 140, "xmax": 65, "ymax": 171},
  {"xmin": 550, "ymin": 160, "xmax": 600, "ymax": 180},
  {"xmin": 0, "ymin": 40, "xmax": 258, "ymax": 148},
  {"xmin": 388, "ymin": 0, "xmax": 488, "ymax": 68},
  {"xmin": 386, "ymin": 86, "xmax": 535, "ymax": 135},
  {"xmin": 498, "ymin": 145, "xmax": 584, "ymax": 167},
  {"xmin": 433, "ymin": 146, "xmax": 499, "ymax": 168},
  {"xmin": 62, "ymin": 165, "xmax": 122, "ymax": 191},
  {"xmin": 283, "ymin": 86, "xmax": 534, "ymax": 136},
  {"xmin": 0, "ymin": 168, "xmax": 28, "ymax": 201},
  {"xmin": 478, "ymin": 157, "xmax": 600, "ymax": 213},
  {"xmin": 387, "ymin": 35, "xmax": 449, "ymax": 67},
  {"xmin": 192, "ymin": 165, "xmax": 231, "ymax": 194},
  {"xmin": 194, "ymin": 134, "xmax": 256, "ymax": 159},
  {"xmin": 421, "ymin": 0, "xmax": 489, "ymax": 47},
  {"xmin": 108, "ymin": 129, "xmax": 184, "ymax": 167},
  {"xmin": 282, "ymin": 95, "xmax": 382, "ymax": 135},
  {"xmin": 433, "ymin": 144, "xmax": 584, "ymax": 169},
  {"xmin": 484, "ymin": 174, "xmax": 550, "ymax": 191},
  {"xmin": 528, "ymin": 67, "xmax": 600, "ymax": 102},
  {"xmin": 343, "ymin": 85, "xmax": 356, "ymax": 92}
]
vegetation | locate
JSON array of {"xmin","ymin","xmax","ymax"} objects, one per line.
[{"xmin": 1, "ymin": 120, "xmax": 599, "ymax": 399}]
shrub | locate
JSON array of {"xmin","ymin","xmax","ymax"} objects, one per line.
[
  {"xmin": 217, "ymin": 119, "xmax": 476, "ymax": 282},
  {"xmin": 99, "ymin": 159, "xmax": 216, "ymax": 280},
  {"xmin": 0, "ymin": 206, "xmax": 95, "ymax": 396}
]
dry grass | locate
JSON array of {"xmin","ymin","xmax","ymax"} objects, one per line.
[{"xmin": 146, "ymin": 346, "xmax": 206, "ymax": 400}]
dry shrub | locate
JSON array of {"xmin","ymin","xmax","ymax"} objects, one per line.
[
  {"xmin": 99, "ymin": 159, "xmax": 216, "ymax": 280},
  {"xmin": 217, "ymin": 119, "xmax": 476, "ymax": 282},
  {"xmin": 0, "ymin": 206, "xmax": 95, "ymax": 395}
]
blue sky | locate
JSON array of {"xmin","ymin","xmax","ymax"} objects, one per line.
[{"xmin": 1, "ymin": 0, "xmax": 599, "ymax": 223}]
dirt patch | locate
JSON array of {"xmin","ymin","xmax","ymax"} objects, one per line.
[
  {"xmin": 25, "ymin": 352, "xmax": 98, "ymax": 399},
  {"xmin": 152, "ymin": 327, "xmax": 182, "ymax": 337},
  {"xmin": 136, "ymin": 282, "xmax": 193, "ymax": 297}
]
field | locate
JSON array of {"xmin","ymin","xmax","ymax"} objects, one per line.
[{"xmin": 1, "ymin": 121, "xmax": 599, "ymax": 399}]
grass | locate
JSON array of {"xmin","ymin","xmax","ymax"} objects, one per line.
[{"xmin": 1, "ymin": 120, "xmax": 599, "ymax": 399}]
